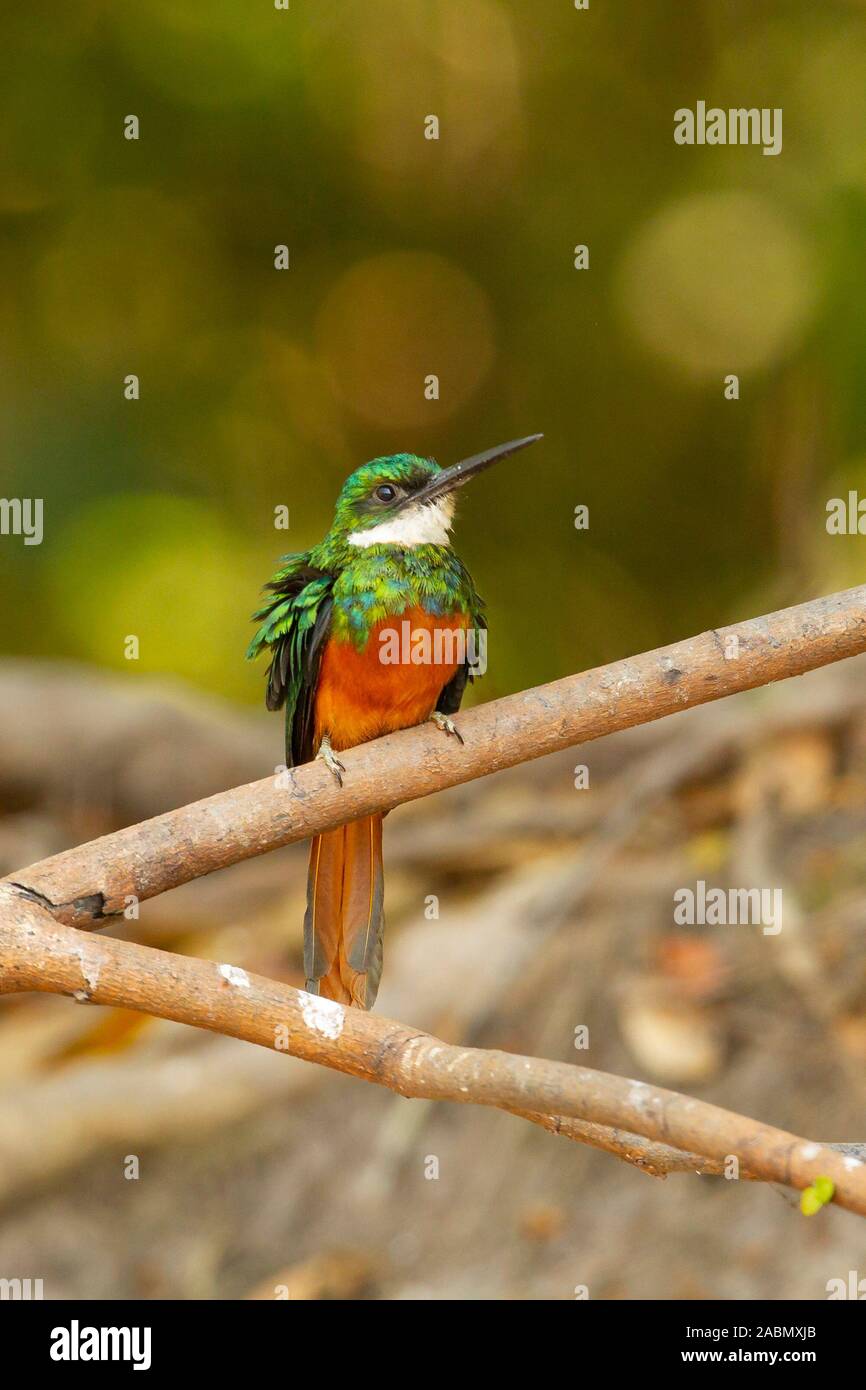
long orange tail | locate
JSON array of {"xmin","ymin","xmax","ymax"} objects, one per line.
[{"xmin": 303, "ymin": 814, "xmax": 385, "ymax": 1009}]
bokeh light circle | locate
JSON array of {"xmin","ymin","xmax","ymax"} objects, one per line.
[
  {"xmin": 315, "ymin": 251, "xmax": 495, "ymax": 430},
  {"xmin": 618, "ymin": 192, "xmax": 819, "ymax": 379}
]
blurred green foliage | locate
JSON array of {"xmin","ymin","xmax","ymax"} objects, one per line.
[{"xmin": 1, "ymin": 0, "xmax": 866, "ymax": 706}]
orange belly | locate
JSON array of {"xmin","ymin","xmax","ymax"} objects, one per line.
[{"xmin": 314, "ymin": 606, "xmax": 469, "ymax": 752}]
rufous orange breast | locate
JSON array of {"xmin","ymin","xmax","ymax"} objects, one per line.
[{"xmin": 314, "ymin": 606, "xmax": 469, "ymax": 752}]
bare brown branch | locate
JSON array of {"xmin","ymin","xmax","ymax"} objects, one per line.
[
  {"xmin": 2, "ymin": 885, "xmax": 864, "ymax": 1213},
  {"xmin": 6, "ymin": 584, "xmax": 866, "ymax": 929}
]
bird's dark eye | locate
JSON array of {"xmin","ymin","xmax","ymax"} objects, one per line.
[{"xmin": 374, "ymin": 484, "xmax": 397, "ymax": 503}]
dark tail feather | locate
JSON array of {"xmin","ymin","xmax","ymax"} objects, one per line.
[{"xmin": 303, "ymin": 814, "xmax": 385, "ymax": 1009}]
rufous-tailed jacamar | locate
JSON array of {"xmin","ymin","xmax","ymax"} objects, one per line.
[{"xmin": 248, "ymin": 433, "xmax": 542, "ymax": 1009}]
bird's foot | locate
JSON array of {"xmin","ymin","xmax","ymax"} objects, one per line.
[
  {"xmin": 316, "ymin": 735, "xmax": 346, "ymax": 787},
  {"xmin": 429, "ymin": 711, "xmax": 464, "ymax": 745}
]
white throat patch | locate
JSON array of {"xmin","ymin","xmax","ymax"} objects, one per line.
[{"xmin": 348, "ymin": 496, "xmax": 455, "ymax": 548}]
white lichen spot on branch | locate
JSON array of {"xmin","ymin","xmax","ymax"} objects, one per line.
[
  {"xmin": 218, "ymin": 962, "xmax": 251, "ymax": 989},
  {"xmin": 300, "ymin": 991, "xmax": 345, "ymax": 1039},
  {"xmin": 72, "ymin": 942, "xmax": 104, "ymax": 1001}
]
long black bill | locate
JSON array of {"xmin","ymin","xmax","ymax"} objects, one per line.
[{"xmin": 411, "ymin": 433, "xmax": 543, "ymax": 506}]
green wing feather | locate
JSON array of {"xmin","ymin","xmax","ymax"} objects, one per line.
[{"xmin": 247, "ymin": 552, "xmax": 334, "ymax": 764}]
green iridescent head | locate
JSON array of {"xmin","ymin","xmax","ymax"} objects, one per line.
[
  {"xmin": 331, "ymin": 453, "xmax": 441, "ymax": 537},
  {"xmin": 324, "ymin": 435, "xmax": 544, "ymax": 548}
]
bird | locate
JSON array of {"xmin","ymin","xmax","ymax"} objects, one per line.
[{"xmin": 248, "ymin": 433, "xmax": 542, "ymax": 1009}]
